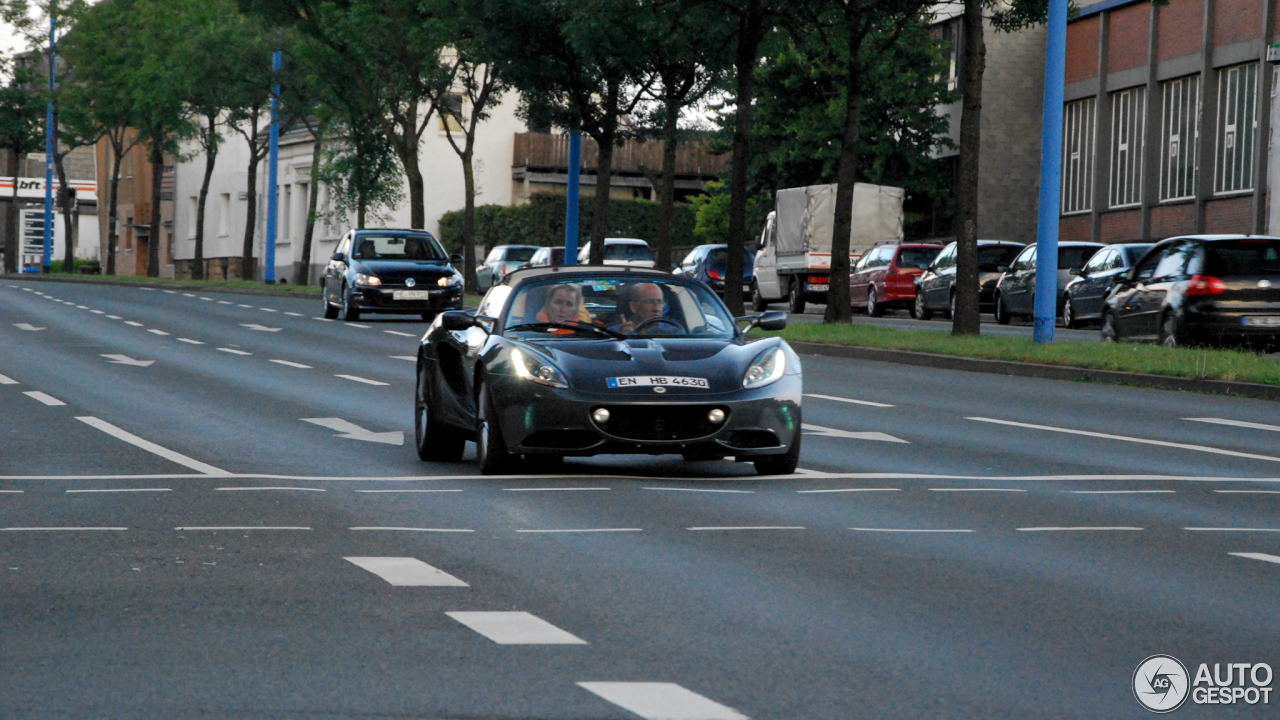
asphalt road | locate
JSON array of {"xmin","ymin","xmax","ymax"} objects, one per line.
[{"xmin": 3, "ymin": 278, "xmax": 1280, "ymax": 719}]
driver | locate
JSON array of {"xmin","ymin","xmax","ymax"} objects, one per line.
[{"xmin": 613, "ymin": 282, "xmax": 667, "ymax": 334}]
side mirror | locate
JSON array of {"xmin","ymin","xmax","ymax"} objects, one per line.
[
  {"xmin": 440, "ymin": 310, "xmax": 476, "ymax": 331},
  {"xmin": 997, "ymin": 265, "xmax": 1009, "ymax": 273},
  {"xmin": 737, "ymin": 310, "xmax": 787, "ymax": 332},
  {"xmin": 330, "ymin": 252, "xmax": 345, "ymax": 262},
  {"xmin": 1068, "ymin": 266, "xmax": 1082, "ymax": 276},
  {"xmin": 449, "ymin": 253, "xmax": 463, "ymax": 264}
]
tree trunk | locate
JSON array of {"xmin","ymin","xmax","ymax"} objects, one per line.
[
  {"xmin": 4, "ymin": 150, "xmax": 17, "ymax": 273},
  {"xmin": 461, "ymin": 146, "xmax": 478, "ymax": 290},
  {"xmin": 657, "ymin": 100, "xmax": 678, "ymax": 273},
  {"xmin": 952, "ymin": 0, "xmax": 986, "ymax": 336},
  {"xmin": 589, "ymin": 120, "xmax": 616, "ymax": 266},
  {"xmin": 724, "ymin": 1, "xmax": 764, "ymax": 317},
  {"xmin": 241, "ymin": 148, "xmax": 260, "ymax": 281},
  {"xmin": 825, "ymin": 12, "xmax": 867, "ymax": 325},
  {"xmin": 194, "ymin": 115, "xmax": 218, "ymax": 281},
  {"xmin": 146, "ymin": 138, "xmax": 163, "ymax": 278},
  {"xmin": 395, "ymin": 113, "xmax": 425, "ymax": 229},
  {"xmin": 56, "ymin": 151, "xmax": 75, "ymax": 274},
  {"xmin": 106, "ymin": 136, "xmax": 123, "ymax": 276},
  {"xmin": 294, "ymin": 129, "xmax": 323, "ymax": 286}
]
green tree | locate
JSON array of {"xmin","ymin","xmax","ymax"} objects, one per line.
[{"xmin": 0, "ymin": 60, "xmax": 44, "ymax": 273}]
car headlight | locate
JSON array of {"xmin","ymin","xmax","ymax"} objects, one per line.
[
  {"xmin": 511, "ymin": 347, "xmax": 569, "ymax": 389},
  {"xmin": 743, "ymin": 346, "xmax": 786, "ymax": 389},
  {"xmin": 437, "ymin": 275, "xmax": 461, "ymax": 287},
  {"xmin": 355, "ymin": 273, "xmax": 381, "ymax": 287}
]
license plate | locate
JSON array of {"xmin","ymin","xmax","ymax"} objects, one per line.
[
  {"xmin": 1242, "ymin": 316, "xmax": 1280, "ymax": 327},
  {"xmin": 808, "ymin": 284, "xmax": 828, "ymax": 292},
  {"xmin": 393, "ymin": 290, "xmax": 433, "ymax": 300},
  {"xmin": 606, "ymin": 376, "xmax": 709, "ymax": 389}
]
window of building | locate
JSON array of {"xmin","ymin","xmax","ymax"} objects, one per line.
[
  {"xmin": 282, "ymin": 185, "xmax": 292, "ymax": 241},
  {"xmin": 188, "ymin": 197, "xmax": 198, "ymax": 238},
  {"xmin": 1160, "ymin": 75, "xmax": 1200, "ymax": 201},
  {"xmin": 1109, "ymin": 87, "xmax": 1145, "ymax": 207},
  {"xmin": 439, "ymin": 93, "xmax": 463, "ymax": 132},
  {"xmin": 1061, "ymin": 98, "xmax": 1095, "ymax": 214},
  {"xmin": 218, "ymin": 193, "xmax": 230, "ymax": 236},
  {"xmin": 1215, "ymin": 62, "xmax": 1258, "ymax": 194},
  {"xmin": 933, "ymin": 19, "xmax": 961, "ymax": 92}
]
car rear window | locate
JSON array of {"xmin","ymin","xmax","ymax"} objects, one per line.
[
  {"xmin": 605, "ymin": 243, "xmax": 655, "ymax": 261},
  {"xmin": 895, "ymin": 247, "xmax": 941, "ymax": 269},
  {"xmin": 1204, "ymin": 240, "xmax": 1280, "ymax": 276},
  {"xmin": 1058, "ymin": 246, "xmax": 1100, "ymax": 270},
  {"xmin": 504, "ymin": 247, "xmax": 536, "ymax": 262},
  {"xmin": 706, "ymin": 247, "xmax": 754, "ymax": 270},
  {"xmin": 977, "ymin": 245, "xmax": 1022, "ymax": 271}
]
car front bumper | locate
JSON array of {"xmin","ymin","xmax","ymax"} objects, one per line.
[{"xmin": 350, "ymin": 286, "xmax": 464, "ymax": 314}]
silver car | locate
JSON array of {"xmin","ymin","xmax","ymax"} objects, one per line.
[{"xmin": 477, "ymin": 245, "xmax": 538, "ymax": 292}]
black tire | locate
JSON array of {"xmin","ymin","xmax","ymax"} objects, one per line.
[
  {"xmin": 1062, "ymin": 296, "xmax": 1080, "ymax": 329},
  {"xmin": 754, "ymin": 427, "xmax": 801, "ymax": 476},
  {"xmin": 1100, "ymin": 309, "xmax": 1120, "ymax": 343},
  {"xmin": 787, "ymin": 279, "xmax": 806, "ymax": 314},
  {"xmin": 421, "ymin": 312, "xmax": 435, "ymax": 322},
  {"xmin": 414, "ymin": 365, "xmax": 464, "ymax": 462},
  {"xmin": 994, "ymin": 294, "xmax": 1012, "ymax": 325},
  {"xmin": 913, "ymin": 290, "xmax": 932, "ymax": 320},
  {"xmin": 476, "ymin": 381, "xmax": 516, "ymax": 475},
  {"xmin": 948, "ymin": 291, "xmax": 957, "ymax": 321},
  {"xmin": 750, "ymin": 280, "xmax": 768, "ymax": 311},
  {"xmin": 1159, "ymin": 311, "xmax": 1183, "ymax": 348},
  {"xmin": 341, "ymin": 285, "xmax": 361, "ymax": 322},
  {"xmin": 867, "ymin": 287, "xmax": 883, "ymax": 317},
  {"xmin": 322, "ymin": 286, "xmax": 339, "ymax": 319}
]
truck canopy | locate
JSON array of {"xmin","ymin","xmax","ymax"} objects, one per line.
[{"xmin": 774, "ymin": 183, "xmax": 904, "ymax": 257}]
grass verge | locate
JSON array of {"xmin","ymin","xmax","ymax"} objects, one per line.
[{"xmin": 766, "ymin": 322, "xmax": 1280, "ymax": 386}]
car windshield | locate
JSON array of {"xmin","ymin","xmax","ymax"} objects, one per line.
[
  {"xmin": 549, "ymin": 248, "xmax": 565, "ymax": 265},
  {"xmin": 351, "ymin": 233, "xmax": 446, "ymax": 261},
  {"xmin": 502, "ymin": 276, "xmax": 736, "ymax": 340},
  {"xmin": 977, "ymin": 245, "xmax": 1022, "ymax": 271},
  {"xmin": 1058, "ymin": 246, "xmax": 1100, "ymax": 270},
  {"xmin": 706, "ymin": 247, "xmax": 755, "ymax": 270},
  {"xmin": 1123, "ymin": 245, "xmax": 1153, "ymax": 265},
  {"xmin": 504, "ymin": 247, "xmax": 537, "ymax": 263},
  {"xmin": 896, "ymin": 247, "xmax": 941, "ymax": 269},
  {"xmin": 1204, "ymin": 239, "xmax": 1280, "ymax": 275},
  {"xmin": 605, "ymin": 244, "xmax": 655, "ymax": 261}
]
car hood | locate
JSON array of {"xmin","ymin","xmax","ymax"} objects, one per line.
[{"xmin": 352, "ymin": 259, "xmax": 456, "ymax": 283}]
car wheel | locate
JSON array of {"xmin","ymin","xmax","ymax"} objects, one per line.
[
  {"xmin": 750, "ymin": 280, "xmax": 768, "ymax": 312},
  {"xmin": 913, "ymin": 290, "xmax": 932, "ymax": 320},
  {"xmin": 1159, "ymin": 311, "xmax": 1183, "ymax": 348},
  {"xmin": 476, "ymin": 381, "xmax": 516, "ymax": 475},
  {"xmin": 948, "ymin": 291, "xmax": 957, "ymax": 320},
  {"xmin": 994, "ymin": 294, "xmax": 1011, "ymax": 325},
  {"xmin": 415, "ymin": 366, "xmax": 464, "ymax": 462},
  {"xmin": 1100, "ymin": 310, "xmax": 1120, "ymax": 343},
  {"xmin": 788, "ymin": 279, "xmax": 805, "ymax": 314},
  {"xmin": 754, "ymin": 426, "xmax": 801, "ymax": 476},
  {"xmin": 341, "ymin": 285, "xmax": 361, "ymax": 322},
  {"xmin": 322, "ymin": 286, "xmax": 339, "ymax": 319},
  {"xmin": 867, "ymin": 287, "xmax": 883, "ymax": 317},
  {"xmin": 1062, "ymin": 296, "xmax": 1079, "ymax": 329}
]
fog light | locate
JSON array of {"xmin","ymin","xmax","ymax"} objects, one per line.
[
  {"xmin": 592, "ymin": 408, "xmax": 610, "ymax": 424},
  {"xmin": 707, "ymin": 408, "xmax": 726, "ymax": 424}
]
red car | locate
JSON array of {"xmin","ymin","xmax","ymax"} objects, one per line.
[{"xmin": 850, "ymin": 243, "xmax": 944, "ymax": 316}]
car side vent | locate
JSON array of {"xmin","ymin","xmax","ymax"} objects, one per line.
[{"xmin": 726, "ymin": 430, "xmax": 780, "ymax": 449}]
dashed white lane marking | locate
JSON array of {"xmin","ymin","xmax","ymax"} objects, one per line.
[
  {"xmin": 140, "ymin": 288, "xmax": 156, "ymax": 291},
  {"xmin": 1069, "ymin": 490, "xmax": 1175, "ymax": 494},
  {"xmin": 643, "ymin": 487, "xmax": 754, "ymax": 494},
  {"xmin": 930, "ymin": 488, "xmax": 1027, "ymax": 493},
  {"xmin": 313, "ymin": 317, "xmax": 334, "ymax": 322},
  {"xmin": 1230, "ymin": 552, "xmax": 1280, "ymax": 565},
  {"xmin": 354, "ymin": 489, "xmax": 464, "ymax": 493},
  {"xmin": 1215, "ymin": 490, "xmax": 1280, "ymax": 494},
  {"xmin": 66, "ymin": 488, "xmax": 171, "ymax": 493},
  {"xmin": 269, "ymin": 359, "xmax": 313, "ymax": 369},
  {"xmin": 578, "ymin": 682, "xmax": 748, "ymax": 720},
  {"xmin": 447, "ymin": 612, "xmax": 587, "ymax": 645},
  {"xmin": 90, "ymin": 309, "xmax": 104, "ymax": 314},
  {"xmin": 13, "ymin": 323, "xmax": 45, "ymax": 331},
  {"xmin": 284, "ymin": 312, "xmax": 303, "ymax": 316},
  {"xmin": 24, "ymin": 391, "xmax": 65, "ymax": 406},
  {"xmin": 237, "ymin": 304, "xmax": 252, "ymax": 308},
  {"xmin": 260, "ymin": 308, "xmax": 277, "ymax": 312},
  {"xmin": 384, "ymin": 330, "xmax": 416, "ymax": 337},
  {"xmin": 301, "ymin": 417, "xmax": 403, "ymax": 444},
  {"xmin": 346, "ymin": 323, "xmax": 371, "ymax": 329},
  {"xmin": 968, "ymin": 417, "xmax": 1280, "ymax": 463},
  {"xmin": 183, "ymin": 293, "xmax": 196, "ymax": 297},
  {"xmin": 344, "ymin": 557, "xmax": 469, "ymax": 586},
  {"xmin": 804, "ymin": 393, "xmax": 894, "ymax": 408},
  {"xmin": 218, "ymin": 301, "xmax": 233, "ymax": 305},
  {"xmin": 177, "ymin": 338, "xmax": 204, "ymax": 345},
  {"xmin": 240, "ymin": 323, "xmax": 281, "ymax": 332},
  {"xmin": 802, "ymin": 424, "xmax": 908, "ymax": 443},
  {"xmin": 336, "ymin": 374, "xmax": 389, "ymax": 386},
  {"xmin": 200, "ymin": 297, "xmax": 213, "ymax": 301},
  {"xmin": 175, "ymin": 526, "xmax": 311, "ymax": 531},
  {"xmin": 505, "ymin": 487, "xmax": 610, "ymax": 492},
  {"xmin": 517, "ymin": 528, "xmax": 642, "ymax": 533},
  {"xmin": 163, "ymin": 290, "xmax": 177, "ymax": 294},
  {"xmin": 1184, "ymin": 527, "xmax": 1280, "ymax": 532},
  {"xmin": 687, "ymin": 526, "xmax": 805, "ymax": 531},
  {"xmin": 390, "ymin": 355, "xmax": 416, "ymax": 361},
  {"xmin": 1, "ymin": 527, "xmax": 127, "ymax": 532},
  {"xmin": 102, "ymin": 354, "xmax": 154, "ymax": 367},
  {"xmin": 850, "ymin": 527, "xmax": 973, "ymax": 533},
  {"xmin": 106, "ymin": 315, "xmax": 121, "ymax": 319},
  {"xmin": 0, "ymin": 373, "xmax": 17, "ymax": 385},
  {"xmin": 0, "ymin": 490, "xmax": 22, "ymax": 493},
  {"xmin": 216, "ymin": 486, "xmax": 325, "ymax": 492},
  {"xmin": 76, "ymin": 305, "xmax": 87, "ymax": 309},
  {"xmin": 76, "ymin": 416, "xmax": 228, "ymax": 476},
  {"xmin": 147, "ymin": 329, "xmax": 170, "ymax": 336},
  {"xmin": 1186, "ymin": 417, "xmax": 1280, "ymax": 433},
  {"xmin": 1017, "ymin": 527, "xmax": 1144, "ymax": 532},
  {"xmin": 797, "ymin": 488, "xmax": 901, "ymax": 493},
  {"xmin": 124, "ymin": 321, "xmax": 144, "ymax": 327},
  {"xmin": 349, "ymin": 526, "xmax": 473, "ymax": 532},
  {"xmin": 216, "ymin": 348, "xmax": 252, "ymax": 355}
]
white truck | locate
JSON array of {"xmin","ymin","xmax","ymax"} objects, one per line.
[{"xmin": 750, "ymin": 182, "xmax": 904, "ymax": 313}]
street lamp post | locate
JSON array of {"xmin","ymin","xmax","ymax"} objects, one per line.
[
  {"xmin": 564, "ymin": 130, "xmax": 581, "ymax": 265},
  {"xmin": 1033, "ymin": 0, "xmax": 1068, "ymax": 343},
  {"xmin": 42, "ymin": 14, "xmax": 54, "ymax": 274},
  {"xmin": 264, "ymin": 46, "xmax": 281, "ymax": 283}
]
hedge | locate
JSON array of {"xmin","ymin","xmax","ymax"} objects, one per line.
[{"xmin": 437, "ymin": 193, "xmax": 698, "ymax": 254}]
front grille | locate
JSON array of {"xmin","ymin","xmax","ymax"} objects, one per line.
[
  {"xmin": 596, "ymin": 405, "xmax": 727, "ymax": 442},
  {"xmin": 725, "ymin": 430, "xmax": 780, "ymax": 449},
  {"xmin": 522, "ymin": 430, "xmax": 599, "ymax": 450}
]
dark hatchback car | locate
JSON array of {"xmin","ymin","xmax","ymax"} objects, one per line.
[
  {"xmin": 915, "ymin": 240, "xmax": 1026, "ymax": 320},
  {"xmin": 1060, "ymin": 242, "xmax": 1152, "ymax": 328},
  {"xmin": 1101, "ymin": 235, "xmax": 1280, "ymax": 348},
  {"xmin": 993, "ymin": 241, "xmax": 1104, "ymax": 324},
  {"xmin": 850, "ymin": 243, "xmax": 942, "ymax": 316},
  {"xmin": 321, "ymin": 229, "xmax": 464, "ymax": 322},
  {"xmin": 674, "ymin": 244, "xmax": 755, "ymax": 296}
]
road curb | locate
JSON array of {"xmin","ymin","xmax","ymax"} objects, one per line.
[
  {"xmin": 790, "ymin": 341, "xmax": 1280, "ymax": 402},
  {"xmin": 0, "ymin": 273, "xmax": 319, "ymax": 300}
]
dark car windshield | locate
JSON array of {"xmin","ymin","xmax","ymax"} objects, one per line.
[
  {"xmin": 605, "ymin": 244, "xmax": 655, "ymax": 261},
  {"xmin": 896, "ymin": 247, "xmax": 941, "ymax": 269},
  {"xmin": 706, "ymin": 247, "xmax": 754, "ymax": 271},
  {"xmin": 504, "ymin": 247, "xmax": 537, "ymax": 263},
  {"xmin": 503, "ymin": 276, "xmax": 736, "ymax": 339},
  {"xmin": 1122, "ymin": 245, "xmax": 1153, "ymax": 265},
  {"xmin": 351, "ymin": 233, "xmax": 446, "ymax": 261},
  {"xmin": 1204, "ymin": 239, "xmax": 1280, "ymax": 275},
  {"xmin": 977, "ymin": 245, "xmax": 1023, "ymax": 271},
  {"xmin": 1058, "ymin": 246, "xmax": 1101, "ymax": 270}
]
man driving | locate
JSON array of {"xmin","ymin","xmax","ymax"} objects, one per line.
[{"xmin": 614, "ymin": 282, "xmax": 667, "ymax": 334}]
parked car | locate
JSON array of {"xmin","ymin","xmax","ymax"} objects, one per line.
[
  {"xmin": 850, "ymin": 242, "xmax": 942, "ymax": 316},
  {"xmin": 914, "ymin": 240, "xmax": 1026, "ymax": 320},
  {"xmin": 1060, "ymin": 243, "xmax": 1153, "ymax": 328},
  {"xmin": 674, "ymin": 244, "xmax": 755, "ymax": 297},
  {"xmin": 577, "ymin": 238, "xmax": 657, "ymax": 268},
  {"xmin": 1101, "ymin": 235, "xmax": 1280, "ymax": 348},
  {"xmin": 526, "ymin": 246, "xmax": 566, "ymax": 268},
  {"xmin": 414, "ymin": 267, "xmax": 802, "ymax": 475},
  {"xmin": 477, "ymin": 245, "xmax": 538, "ymax": 292},
  {"xmin": 993, "ymin": 241, "xmax": 1104, "ymax": 324},
  {"xmin": 321, "ymin": 228, "xmax": 464, "ymax": 322}
]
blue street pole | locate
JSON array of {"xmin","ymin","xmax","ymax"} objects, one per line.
[
  {"xmin": 564, "ymin": 130, "xmax": 581, "ymax": 265},
  {"xmin": 264, "ymin": 47, "xmax": 281, "ymax": 283},
  {"xmin": 41, "ymin": 14, "xmax": 54, "ymax": 273},
  {"xmin": 1033, "ymin": 0, "xmax": 1068, "ymax": 343}
]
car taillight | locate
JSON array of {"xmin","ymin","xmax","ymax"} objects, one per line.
[
  {"xmin": 706, "ymin": 269, "xmax": 722, "ymax": 280},
  {"xmin": 808, "ymin": 276, "xmax": 826, "ymax": 283},
  {"xmin": 1185, "ymin": 275, "xmax": 1226, "ymax": 295}
]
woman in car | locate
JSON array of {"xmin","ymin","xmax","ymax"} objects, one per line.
[{"xmin": 533, "ymin": 284, "xmax": 590, "ymax": 333}]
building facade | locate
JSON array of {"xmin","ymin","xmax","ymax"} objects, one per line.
[{"xmin": 93, "ymin": 134, "xmax": 175, "ymax": 278}]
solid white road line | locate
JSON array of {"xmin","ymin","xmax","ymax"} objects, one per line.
[
  {"xmin": 687, "ymin": 526, "xmax": 805, "ymax": 531},
  {"xmin": 177, "ymin": 338, "xmax": 204, "ymax": 345},
  {"xmin": 504, "ymin": 487, "xmax": 610, "ymax": 492},
  {"xmin": 797, "ymin": 488, "xmax": 901, "ymax": 493},
  {"xmin": 850, "ymin": 527, "xmax": 973, "ymax": 533},
  {"xmin": 1069, "ymin": 490, "xmax": 1175, "ymax": 494},
  {"xmin": 577, "ymin": 682, "xmax": 748, "ymax": 720},
  {"xmin": 0, "ymin": 490, "xmax": 22, "ymax": 493},
  {"xmin": 1229, "ymin": 552, "xmax": 1280, "ymax": 565},
  {"xmin": 76, "ymin": 416, "xmax": 228, "ymax": 476},
  {"xmin": 336, "ymin": 374, "xmax": 389, "ymax": 386},
  {"xmin": 66, "ymin": 488, "xmax": 171, "ymax": 493},
  {"xmin": 24, "ymin": 391, "xmax": 65, "ymax": 406},
  {"xmin": 804, "ymin": 393, "xmax": 895, "ymax": 408},
  {"xmin": 446, "ymin": 612, "xmax": 587, "ymax": 645},
  {"xmin": 147, "ymin": 329, "xmax": 169, "ymax": 335},
  {"xmin": 216, "ymin": 486, "xmax": 325, "ymax": 492},
  {"xmin": 1184, "ymin": 527, "xmax": 1280, "ymax": 532},
  {"xmin": 643, "ymin": 487, "xmax": 754, "ymax": 494},
  {"xmin": 1017, "ymin": 527, "xmax": 1143, "ymax": 531},
  {"xmin": 175, "ymin": 526, "xmax": 311, "ymax": 531},
  {"xmin": 968, "ymin": 417, "xmax": 1280, "ymax": 463},
  {"xmin": 929, "ymin": 488, "xmax": 1027, "ymax": 493},
  {"xmin": 1, "ymin": 527, "xmax": 127, "ymax": 531},
  {"xmin": 384, "ymin": 330, "xmax": 417, "ymax": 337},
  {"xmin": 517, "ymin": 528, "xmax": 642, "ymax": 533},
  {"xmin": 216, "ymin": 348, "xmax": 252, "ymax": 355},
  {"xmin": 0, "ymin": 373, "xmax": 17, "ymax": 384},
  {"xmin": 1215, "ymin": 490, "xmax": 1280, "ymax": 494},
  {"xmin": 1186, "ymin": 417, "xmax": 1280, "ymax": 433},
  {"xmin": 390, "ymin": 355, "xmax": 416, "ymax": 361},
  {"xmin": 343, "ymin": 556, "xmax": 469, "ymax": 586},
  {"xmin": 349, "ymin": 527, "xmax": 473, "ymax": 532},
  {"xmin": 354, "ymin": 489, "xmax": 464, "ymax": 493},
  {"xmin": 269, "ymin": 359, "xmax": 313, "ymax": 369}
]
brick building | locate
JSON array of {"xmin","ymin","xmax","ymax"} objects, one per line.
[{"xmin": 1059, "ymin": 0, "xmax": 1276, "ymax": 242}]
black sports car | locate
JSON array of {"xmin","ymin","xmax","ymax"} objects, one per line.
[
  {"xmin": 413, "ymin": 267, "xmax": 803, "ymax": 475},
  {"xmin": 321, "ymin": 228, "xmax": 464, "ymax": 321}
]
